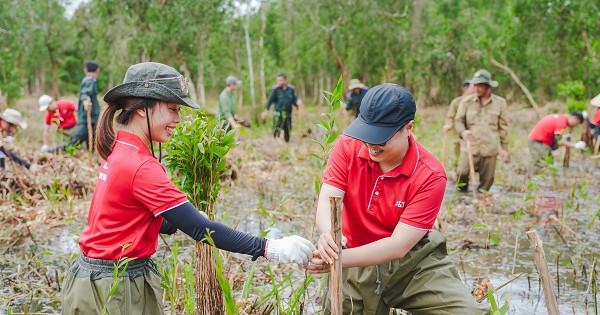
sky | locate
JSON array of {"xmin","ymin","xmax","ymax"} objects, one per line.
[{"xmin": 59, "ymin": 0, "xmax": 88, "ymax": 19}]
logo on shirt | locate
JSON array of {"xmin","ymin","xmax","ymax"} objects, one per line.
[
  {"xmin": 395, "ymin": 200, "xmax": 405, "ymax": 208},
  {"xmin": 99, "ymin": 172, "xmax": 107, "ymax": 181}
]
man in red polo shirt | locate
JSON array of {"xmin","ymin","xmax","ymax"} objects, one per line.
[
  {"xmin": 305, "ymin": 84, "xmax": 488, "ymax": 314},
  {"xmin": 38, "ymin": 95, "xmax": 77, "ymax": 151},
  {"xmin": 528, "ymin": 111, "xmax": 585, "ymax": 173}
]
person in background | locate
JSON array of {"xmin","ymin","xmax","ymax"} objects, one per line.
[
  {"xmin": 443, "ymin": 79, "xmax": 475, "ymax": 162},
  {"xmin": 587, "ymin": 93, "xmax": 600, "ymax": 139},
  {"xmin": 0, "ymin": 109, "xmax": 41, "ymax": 173},
  {"xmin": 528, "ymin": 111, "xmax": 585, "ymax": 173},
  {"xmin": 264, "ymin": 73, "xmax": 303, "ymax": 142},
  {"xmin": 38, "ymin": 94, "xmax": 77, "ymax": 151},
  {"xmin": 51, "ymin": 61, "xmax": 100, "ymax": 153},
  {"xmin": 345, "ymin": 79, "xmax": 368, "ymax": 118},
  {"xmin": 454, "ymin": 69, "xmax": 509, "ymax": 193},
  {"xmin": 306, "ymin": 84, "xmax": 489, "ymax": 314},
  {"xmin": 218, "ymin": 75, "xmax": 242, "ymax": 131},
  {"xmin": 61, "ymin": 62, "xmax": 315, "ymax": 314}
]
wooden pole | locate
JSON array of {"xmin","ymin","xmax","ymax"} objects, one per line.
[
  {"xmin": 466, "ymin": 140, "xmax": 477, "ymax": 198},
  {"xmin": 563, "ymin": 147, "xmax": 570, "ymax": 168},
  {"xmin": 329, "ymin": 196, "xmax": 343, "ymax": 315},
  {"xmin": 86, "ymin": 108, "xmax": 93, "ymax": 152},
  {"xmin": 441, "ymin": 131, "xmax": 448, "ymax": 168},
  {"xmin": 526, "ymin": 229, "xmax": 560, "ymax": 315},
  {"xmin": 592, "ymin": 136, "xmax": 600, "ymax": 169}
]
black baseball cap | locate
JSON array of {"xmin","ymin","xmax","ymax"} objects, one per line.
[{"xmin": 344, "ymin": 83, "xmax": 416, "ymax": 144}]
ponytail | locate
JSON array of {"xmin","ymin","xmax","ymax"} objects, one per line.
[
  {"xmin": 95, "ymin": 97, "xmax": 158, "ymax": 160},
  {"xmin": 96, "ymin": 104, "xmax": 119, "ymax": 160}
]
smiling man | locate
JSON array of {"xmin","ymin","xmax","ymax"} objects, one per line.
[{"xmin": 306, "ymin": 84, "xmax": 488, "ymax": 314}]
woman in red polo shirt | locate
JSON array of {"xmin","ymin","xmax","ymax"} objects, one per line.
[{"xmin": 61, "ymin": 62, "xmax": 314, "ymax": 314}]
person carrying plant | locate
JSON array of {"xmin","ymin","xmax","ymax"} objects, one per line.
[
  {"xmin": 443, "ymin": 79, "xmax": 475, "ymax": 161},
  {"xmin": 528, "ymin": 112, "xmax": 585, "ymax": 173},
  {"xmin": 218, "ymin": 75, "xmax": 242, "ymax": 131},
  {"xmin": 263, "ymin": 73, "xmax": 303, "ymax": 142},
  {"xmin": 345, "ymin": 78, "xmax": 368, "ymax": 118},
  {"xmin": 61, "ymin": 62, "xmax": 315, "ymax": 314},
  {"xmin": 305, "ymin": 84, "xmax": 489, "ymax": 314},
  {"xmin": 454, "ymin": 69, "xmax": 509, "ymax": 193},
  {"xmin": 0, "ymin": 108, "xmax": 41, "ymax": 173},
  {"xmin": 38, "ymin": 94, "xmax": 77, "ymax": 151}
]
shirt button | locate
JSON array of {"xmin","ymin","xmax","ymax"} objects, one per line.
[{"xmin": 375, "ymin": 191, "xmax": 380, "ymax": 196}]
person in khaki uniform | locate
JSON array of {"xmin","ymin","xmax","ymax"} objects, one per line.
[
  {"xmin": 454, "ymin": 69, "xmax": 509, "ymax": 193},
  {"xmin": 443, "ymin": 79, "xmax": 475, "ymax": 161}
]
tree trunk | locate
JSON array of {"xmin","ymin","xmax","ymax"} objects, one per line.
[
  {"xmin": 175, "ymin": 55, "xmax": 198, "ymax": 103},
  {"xmin": 259, "ymin": 0, "xmax": 267, "ymax": 105},
  {"xmin": 326, "ymin": 36, "xmax": 348, "ymax": 89},
  {"xmin": 243, "ymin": 12, "xmax": 256, "ymax": 108}
]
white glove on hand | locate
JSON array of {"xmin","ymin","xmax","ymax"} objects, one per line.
[
  {"xmin": 3, "ymin": 136, "xmax": 14, "ymax": 150},
  {"xmin": 265, "ymin": 235, "xmax": 316, "ymax": 265},
  {"xmin": 40, "ymin": 144, "xmax": 50, "ymax": 152},
  {"xmin": 574, "ymin": 141, "xmax": 586, "ymax": 150}
]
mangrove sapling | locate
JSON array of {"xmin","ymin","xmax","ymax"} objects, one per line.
[{"xmin": 165, "ymin": 110, "xmax": 236, "ymax": 314}]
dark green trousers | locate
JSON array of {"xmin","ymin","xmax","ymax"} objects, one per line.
[
  {"xmin": 61, "ymin": 256, "xmax": 163, "ymax": 315},
  {"xmin": 322, "ymin": 231, "xmax": 490, "ymax": 315}
]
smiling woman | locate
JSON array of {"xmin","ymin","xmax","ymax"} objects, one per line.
[{"xmin": 61, "ymin": 62, "xmax": 316, "ymax": 315}]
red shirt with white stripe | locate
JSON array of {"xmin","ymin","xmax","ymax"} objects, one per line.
[
  {"xmin": 528, "ymin": 114, "xmax": 569, "ymax": 147},
  {"xmin": 323, "ymin": 134, "xmax": 447, "ymax": 248},
  {"xmin": 45, "ymin": 100, "xmax": 77, "ymax": 129},
  {"xmin": 79, "ymin": 131, "xmax": 189, "ymax": 260}
]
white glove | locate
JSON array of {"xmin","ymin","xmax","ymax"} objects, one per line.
[
  {"xmin": 40, "ymin": 144, "xmax": 50, "ymax": 152},
  {"xmin": 265, "ymin": 235, "xmax": 316, "ymax": 265},
  {"xmin": 574, "ymin": 141, "xmax": 586, "ymax": 150},
  {"xmin": 3, "ymin": 136, "xmax": 14, "ymax": 150}
]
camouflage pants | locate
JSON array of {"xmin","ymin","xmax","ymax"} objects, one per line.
[
  {"xmin": 322, "ymin": 231, "xmax": 490, "ymax": 315},
  {"xmin": 61, "ymin": 255, "xmax": 163, "ymax": 315}
]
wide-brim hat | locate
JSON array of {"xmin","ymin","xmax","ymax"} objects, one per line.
[
  {"xmin": 348, "ymin": 79, "xmax": 366, "ymax": 91},
  {"xmin": 591, "ymin": 93, "xmax": 600, "ymax": 107},
  {"xmin": 469, "ymin": 69, "xmax": 498, "ymax": 88},
  {"xmin": 38, "ymin": 94, "xmax": 53, "ymax": 111},
  {"xmin": 104, "ymin": 62, "xmax": 199, "ymax": 109},
  {"xmin": 0, "ymin": 108, "xmax": 27, "ymax": 129},
  {"xmin": 344, "ymin": 83, "xmax": 416, "ymax": 144}
]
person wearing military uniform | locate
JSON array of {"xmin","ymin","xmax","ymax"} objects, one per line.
[
  {"xmin": 218, "ymin": 75, "xmax": 242, "ymax": 131},
  {"xmin": 454, "ymin": 69, "xmax": 509, "ymax": 193},
  {"xmin": 345, "ymin": 79, "xmax": 368, "ymax": 118},
  {"xmin": 264, "ymin": 73, "xmax": 302, "ymax": 142},
  {"xmin": 443, "ymin": 79, "xmax": 475, "ymax": 162}
]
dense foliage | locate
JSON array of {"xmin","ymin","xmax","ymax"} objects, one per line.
[{"xmin": 1, "ymin": 0, "xmax": 598, "ymax": 108}]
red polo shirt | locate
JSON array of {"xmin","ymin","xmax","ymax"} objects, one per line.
[
  {"xmin": 529, "ymin": 114, "xmax": 569, "ymax": 147},
  {"xmin": 79, "ymin": 131, "xmax": 189, "ymax": 260},
  {"xmin": 45, "ymin": 100, "xmax": 76, "ymax": 129},
  {"xmin": 591, "ymin": 109, "xmax": 600, "ymax": 126},
  {"xmin": 323, "ymin": 135, "xmax": 447, "ymax": 248}
]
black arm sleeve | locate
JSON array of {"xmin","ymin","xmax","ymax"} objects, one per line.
[
  {"xmin": 161, "ymin": 202, "xmax": 266, "ymax": 261},
  {"xmin": 160, "ymin": 219, "xmax": 178, "ymax": 235},
  {"xmin": 0, "ymin": 147, "xmax": 30, "ymax": 169}
]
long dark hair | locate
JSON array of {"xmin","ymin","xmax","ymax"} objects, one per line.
[{"xmin": 96, "ymin": 97, "xmax": 157, "ymax": 160}]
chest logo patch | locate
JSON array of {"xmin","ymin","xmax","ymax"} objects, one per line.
[{"xmin": 395, "ymin": 200, "xmax": 405, "ymax": 208}]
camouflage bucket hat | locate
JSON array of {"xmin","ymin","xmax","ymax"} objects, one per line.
[
  {"xmin": 468, "ymin": 69, "xmax": 498, "ymax": 88},
  {"xmin": 103, "ymin": 62, "xmax": 199, "ymax": 108}
]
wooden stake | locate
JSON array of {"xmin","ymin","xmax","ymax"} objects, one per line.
[
  {"xmin": 526, "ymin": 229, "xmax": 560, "ymax": 315},
  {"xmin": 466, "ymin": 140, "xmax": 477, "ymax": 198},
  {"xmin": 86, "ymin": 108, "xmax": 93, "ymax": 152},
  {"xmin": 441, "ymin": 131, "xmax": 448, "ymax": 168},
  {"xmin": 592, "ymin": 136, "xmax": 600, "ymax": 169},
  {"xmin": 563, "ymin": 147, "xmax": 570, "ymax": 168},
  {"xmin": 329, "ymin": 196, "xmax": 343, "ymax": 315}
]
